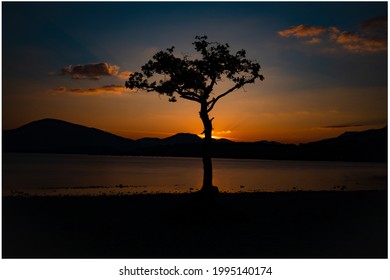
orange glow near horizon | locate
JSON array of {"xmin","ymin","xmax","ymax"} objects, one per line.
[
  {"xmin": 101, "ymin": 113, "xmax": 386, "ymax": 144},
  {"xmin": 3, "ymin": 85, "xmax": 387, "ymax": 144},
  {"xmin": 3, "ymin": 83, "xmax": 387, "ymax": 145}
]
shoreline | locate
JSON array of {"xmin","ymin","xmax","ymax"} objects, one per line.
[
  {"xmin": 3, "ymin": 190, "xmax": 387, "ymax": 258},
  {"xmin": 2, "ymin": 188, "xmax": 387, "ymax": 197}
]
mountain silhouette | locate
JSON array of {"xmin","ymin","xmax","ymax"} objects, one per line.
[
  {"xmin": 298, "ymin": 127, "xmax": 387, "ymax": 161},
  {"xmin": 163, "ymin": 133, "xmax": 202, "ymax": 144},
  {"xmin": 2, "ymin": 118, "xmax": 135, "ymax": 154},
  {"xmin": 2, "ymin": 118, "xmax": 387, "ymax": 162}
]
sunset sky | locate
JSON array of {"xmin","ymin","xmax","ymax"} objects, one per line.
[{"xmin": 2, "ymin": 2, "xmax": 387, "ymax": 143}]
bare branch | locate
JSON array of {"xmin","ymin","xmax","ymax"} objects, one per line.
[
  {"xmin": 207, "ymin": 87, "xmax": 237, "ymax": 112},
  {"xmin": 207, "ymin": 76, "xmax": 259, "ymax": 112}
]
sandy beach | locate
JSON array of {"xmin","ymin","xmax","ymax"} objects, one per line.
[{"xmin": 2, "ymin": 191, "xmax": 387, "ymax": 258}]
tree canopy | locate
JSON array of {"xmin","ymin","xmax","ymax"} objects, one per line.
[{"xmin": 125, "ymin": 36, "xmax": 264, "ymax": 112}]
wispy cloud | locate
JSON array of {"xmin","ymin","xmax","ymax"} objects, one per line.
[
  {"xmin": 278, "ymin": 16, "xmax": 387, "ymax": 53},
  {"xmin": 50, "ymin": 62, "xmax": 132, "ymax": 96},
  {"xmin": 278, "ymin": 24, "xmax": 327, "ymax": 38},
  {"xmin": 335, "ymin": 32, "xmax": 386, "ymax": 53},
  {"xmin": 322, "ymin": 124, "xmax": 365, "ymax": 129},
  {"xmin": 55, "ymin": 62, "xmax": 131, "ymax": 80},
  {"xmin": 216, "ymin": 130, "xmax": 232, "ymax": 135},
  {"xmin": 116, "ymin": 70, "xmax": 132, "ymax": 80},
  {"xmin": 53, "ymin": 86, "xmax": 67, "ymax": 93},
  {"xmin": 361, "ymin": 15, "xmax": 387, "ymax": 35},
  {"xmin": 307, "ymin": 37, "xmax": 322, "ymax": 44},
  {"xmin": 52, "ymin": 84, "xmax": 129, "ymax": 96}
]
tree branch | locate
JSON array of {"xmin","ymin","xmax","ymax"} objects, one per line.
[
  {"xmin": 207, "ymin": 76, "xmax": 257, "ymax": 112},
  {"xmin": 177, "ymin": 87, "xmax": 201, "ymax": 103},
  {"xmin": 179, "ymin": 93, "xmax": 201, "ymax": 103},
  {"xmin": 207, "ymin": 75, "xmax": 217, "ymax": 93}
]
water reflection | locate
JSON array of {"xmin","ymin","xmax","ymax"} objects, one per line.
[{"xmin": 2, "ymin": 153, "xmax": 387, "ymax": 196}]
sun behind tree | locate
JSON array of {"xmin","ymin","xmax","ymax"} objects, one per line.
[{"xmin": 125, "ymin": 36, "xmax": 264, "ymax": 194}]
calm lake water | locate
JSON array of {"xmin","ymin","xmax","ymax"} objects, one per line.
[{"xmin": 2, "ymin": 153, "xmax": 387, "ymax": 196}]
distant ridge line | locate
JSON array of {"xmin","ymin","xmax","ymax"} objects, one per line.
[{"xmin": 3, "ymin": 118, "xmax": 387, "ymax": 162}]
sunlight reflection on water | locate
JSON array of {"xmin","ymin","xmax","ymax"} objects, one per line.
[{"xmin": 2, "ymin": 153, "xmax": 387, "ymax": 196}]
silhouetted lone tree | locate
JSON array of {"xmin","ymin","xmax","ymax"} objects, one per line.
[{"xmin": 125, "ymin": 36, "xmax": 264, "ymax": 194}]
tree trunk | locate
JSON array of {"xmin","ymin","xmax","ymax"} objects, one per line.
[{"xmin": 199, "ymin": 103, "xmax": 218, "ymax": 194}]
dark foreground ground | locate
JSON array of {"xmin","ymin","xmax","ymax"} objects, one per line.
[{"xmin": 2, "ymin": 191, "xmax": 387, "ymax": 258}]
